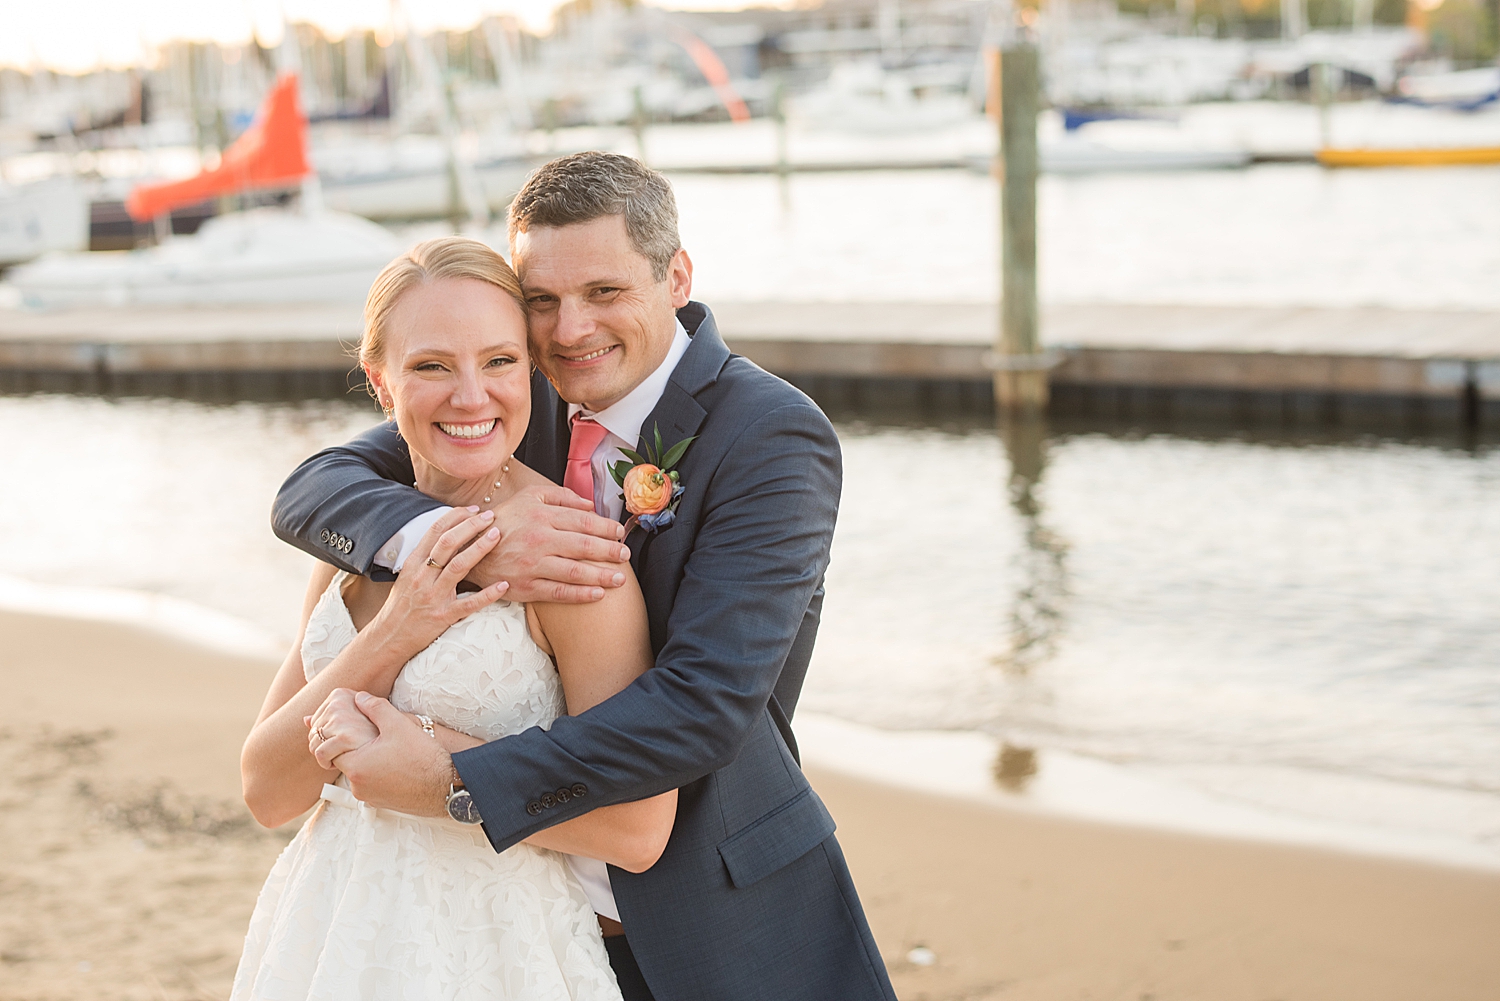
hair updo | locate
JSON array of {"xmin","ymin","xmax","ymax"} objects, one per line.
[{"xmin": 360, "ymin": 236, "xmax": 526, "ymax": 371}]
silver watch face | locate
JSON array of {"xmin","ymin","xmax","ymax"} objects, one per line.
[{"xmin": 446, "ymin": 788, "xmax": 483, "ymax": 825}]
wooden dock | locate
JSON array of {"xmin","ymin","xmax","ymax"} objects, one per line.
[{"xmin": 2, "ymin": 300, "xmax": 1498, "ymax": 424}]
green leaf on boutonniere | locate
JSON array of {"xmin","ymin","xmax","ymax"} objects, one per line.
[
  {"xmin": 660, "ymin": 436, "xmax": 694, "ymax": 470},
  {"xmin": 611, "ymin": 423, "xmax": 697, "ymax": 494}
]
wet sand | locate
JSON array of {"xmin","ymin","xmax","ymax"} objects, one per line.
[
  {"xmin": 817, "ymin": 767, "xmax": 1500, "ymax": 1001},
  {"xmin": 0, "ymin": 609, "xmax": 290, "ymax": 999},
  {"xmin": 2, "ymin": 608, "xmax": 1498, "ymax": 1000}
]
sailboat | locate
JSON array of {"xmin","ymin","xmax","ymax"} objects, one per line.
[
  {"xmin": 1316, "ymin": 66, "xmax": 1500, "ymax": 166},
  {"xmin": 7, "ymin": 74, "xmax": 401, "ymax": 309}
]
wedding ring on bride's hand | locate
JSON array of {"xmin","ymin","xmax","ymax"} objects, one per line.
[
  {"xmin": 316, "ymin": 726, "xmax": 326, "ymax": 742},
  {"xmin": 425, "ymin": 558, "xmax": 444, "ymax": 569}
]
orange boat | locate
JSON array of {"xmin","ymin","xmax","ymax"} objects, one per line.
[
  {"xmin": 125, "ymin": 73, "xmax": 311, "ymax": 222},
  {"xmin": 1317, "ymin": 147, "xmax": 1500, "ymax": 167}
]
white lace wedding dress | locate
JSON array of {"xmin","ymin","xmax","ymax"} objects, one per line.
[{"xmin": 231, "ymin": 573, "xmax": 622, "ymax": 1001}]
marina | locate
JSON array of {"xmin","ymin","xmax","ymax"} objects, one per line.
[{"xmin": 4, "ymin": 0, "xmax": 1500, "ymax": 994}]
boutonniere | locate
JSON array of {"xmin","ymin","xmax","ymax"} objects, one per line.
[{"xmin": 609, "ymin": 423, "xmax": 695, "ymax": 534}]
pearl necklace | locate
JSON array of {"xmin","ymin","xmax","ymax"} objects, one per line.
[{"xmin": 482, "ymin": 455, "xmax": 514, "ymax": 505}]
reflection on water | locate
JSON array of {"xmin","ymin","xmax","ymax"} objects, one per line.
[
  {"xmin": 1, "ymin": 392, "xmax": 1497, "ymax": 852},
  {"xmin": 996, "ymin": 416, "xmax": 1069, "ymax": 675},
  {"xmin": 0, "ymin": 394, "xmax": 380, "ymax": 639},
  {"xmin": 810, "ymin": 408, "xmax": 1500, "ymax": 853}
]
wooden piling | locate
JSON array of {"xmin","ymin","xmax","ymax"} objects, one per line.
[
  {"xmin": 1313, "ymin": 61, "xmax": 1334, "ymax": 151},
  {"xmin": 995, "ymin": 41, "xmax": 1049, "ymax": 412},
  {"xmin": 632, "ymin": 85, "xmax": 648, "ymax": 163},
  {"xmin": 771, "ymin": 76, "xmax": 790, "ymax": 178}
]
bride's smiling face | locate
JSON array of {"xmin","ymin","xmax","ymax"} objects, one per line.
[{"xmin": 366, "ymin": 277, "xmax": 530, "ymax": 494}]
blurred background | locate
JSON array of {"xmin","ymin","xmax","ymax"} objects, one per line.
[{"xmin": 1, "ymin": 0, "xmax": 1498, "ymax": 922}]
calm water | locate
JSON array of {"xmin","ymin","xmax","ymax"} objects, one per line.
[
  {"xmin": 676, "ymin": 164, "xmax": 1500, "ymax": 310},
  {"xmin": 820, "ymin": 419, "xmax": 1500, "ymax": 856},
  {"xmin": 1, "ymin": 393, "xmax": 1496, "ymax": 858},
  {"xmin": 390, "ymin": 163, "xmax": 1500, "ymax": 311}
]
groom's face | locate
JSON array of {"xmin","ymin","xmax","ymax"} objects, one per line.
[{"xmin": 513, "ymin": 214, "xmax": 692, "ymax": 411}]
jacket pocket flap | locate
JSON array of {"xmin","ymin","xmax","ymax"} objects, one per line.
[{"xmin": 716, "ymin": 789, "xmax": 837, "ymax": 890}]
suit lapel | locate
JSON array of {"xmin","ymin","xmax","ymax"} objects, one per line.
[
  {"xmin": 627, "ymin": 380, "xmax": 708, "ymax": 568},
  {"xmin": 626, "ymin": 302, "xmax": 728, "ymax": 571},
  {"xmin": 518, "ymin": 369, "xmax": 570, "ymax": 485}
]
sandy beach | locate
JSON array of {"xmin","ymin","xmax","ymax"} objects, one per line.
[{"xmin": 2, "ymin": 607, "xmax": 1498, "ymax": 1000}]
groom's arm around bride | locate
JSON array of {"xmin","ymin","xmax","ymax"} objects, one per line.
[{"xmin": 272, "ymin": 152, "xmax": 895, "ymax": 1001}]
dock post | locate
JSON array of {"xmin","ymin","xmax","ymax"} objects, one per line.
[
  {"xmin": 1313, "ymin": 61, "xmax": 1334, "ymax": 151},
  {"xmin": 994, "ymin": 41, "xmax": 1048, "ymax": 413},
  {"xmin": 772, "ymin": 75, "xmax": 790, "ymax": 178},
  {"xmin": 632, "ymin": 85, "xmax": 648, "ymax": 163}
]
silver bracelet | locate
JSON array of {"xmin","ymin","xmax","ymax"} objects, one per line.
[{"xmin": 415, "ymin": 714, "xmax": 437, "ymax": 739}]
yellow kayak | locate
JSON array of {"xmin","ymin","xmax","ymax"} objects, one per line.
[{"xmin": 1317, "ymin": 147, "xmax": 1500, "ymax": 167}]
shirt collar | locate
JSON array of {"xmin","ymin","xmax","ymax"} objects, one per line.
[{"xmin": 568, "ymin": 318, "xmax": 691, "ymax": 445}]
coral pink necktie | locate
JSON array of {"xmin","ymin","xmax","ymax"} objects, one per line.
[{"xmin": 564, "ymin": 416, "xmax": 610, "ymax": 514}]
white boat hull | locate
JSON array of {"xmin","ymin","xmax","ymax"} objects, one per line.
[
  {"xmin": 967, "ymin": 142, "xmax": 1252, "ymax": 175},
  {"xmin": 6, "ymin": 208, "xmax": 402, "ymax": 309},
  {"xmin": 320, "ymin": 158, "xmax": 534, "ymax": 221},
  {"xmin": 0, "ymin": 177, "xmax": 89, "ymax": 267},
  {"xmin": 1043, "ymin": 143, "xmax": 1252, "ymax": 173}
]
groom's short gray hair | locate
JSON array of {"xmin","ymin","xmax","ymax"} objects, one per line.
[{"xmin": 508, "ymin": 152, "xmax": 681, "ymax": 281}]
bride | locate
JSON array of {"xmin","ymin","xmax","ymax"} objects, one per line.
[{"xmin": 232, "ymin": 236, "xmax": 671, "ymax": 999}]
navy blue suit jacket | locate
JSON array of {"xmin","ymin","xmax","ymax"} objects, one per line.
[{"xmin": 272, "ymin": 303, "xmax": 895, "ymax": 1001}]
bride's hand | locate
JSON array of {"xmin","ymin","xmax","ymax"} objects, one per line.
[
  {"xmin": 306, "ymin": 688, "xmax": 378, "ymax": 769},
  {"xmin": 370, "ymin": 506, "xmax": 510, "ymax": 657}
]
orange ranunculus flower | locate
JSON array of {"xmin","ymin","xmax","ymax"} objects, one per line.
[{"xmin": 623, "ymin": 463, "xmax": 673, "ymax": 516}]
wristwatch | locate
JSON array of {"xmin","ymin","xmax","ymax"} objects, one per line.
[{"xmin": 446, "ymin": 775, "xmax": 483, "ymax": 825}]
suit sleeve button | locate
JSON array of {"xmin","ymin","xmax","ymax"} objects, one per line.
[
  {"xmin": 320, "ymin": 529, "xmax": 331, "ymax": 543},
  {"xmin": 526, "ymin": 801, "xmax": 543, "ymax": 816},
  {"xmin": 554, "ymin": 787, "xmax": 571, "ymax": 803},
  {"xmin": 539, "ymin": 792, "xmax": 556, "ymax": 809},
  {"xmin": 571, "ymin": 783, "xmax": 587, "ymax": 798}
]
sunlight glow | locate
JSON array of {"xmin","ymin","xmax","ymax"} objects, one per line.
[{"xmin": 2, "ymin": 0, "xmax": 573, "ymax": 73}]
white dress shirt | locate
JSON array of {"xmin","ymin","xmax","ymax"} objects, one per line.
[
  {"xmin": 567, "ymin": 319, "xmax": 691, "ymax": 522},
  {"xmin": 560, "ymin": 319, "xmax": 689, "ymax": 923},
  {"xmin": 375, "ymin": 319, "xmax": 692, "ymax": 924}
]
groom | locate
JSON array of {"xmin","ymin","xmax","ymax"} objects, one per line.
[{"xmin": 272, "ymin": 152, "xmax": 895, "ymax": 1001}]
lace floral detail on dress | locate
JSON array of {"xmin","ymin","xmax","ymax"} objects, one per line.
[
  {"xmin": 389, "ymin": 595, "xmax": 566, "ymax": 741},
  {"xmin": 298, "ymin": 573, "xmax": 358, "ymax": 682},
  {"xmin": 233, "ymin": 573, "xmax": 618, "ymax": 1001}
]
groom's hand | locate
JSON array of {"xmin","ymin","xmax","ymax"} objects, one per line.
[
  {"xmin": 469, "ymin": 483, "xmax": 631, "ymax": 604},
  {"xmin": 336, "ymin": 693, "xmax": 452, "ymax": 817}
]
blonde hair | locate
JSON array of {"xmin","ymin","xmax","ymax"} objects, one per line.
[{"xmin": 361, "ymin": 236, "xmax": 526, "ymax": 371}]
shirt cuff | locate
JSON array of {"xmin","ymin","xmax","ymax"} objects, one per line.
[{"xmin": 374, "ymin": 506, "xmax": 452, "ymax": 572}]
